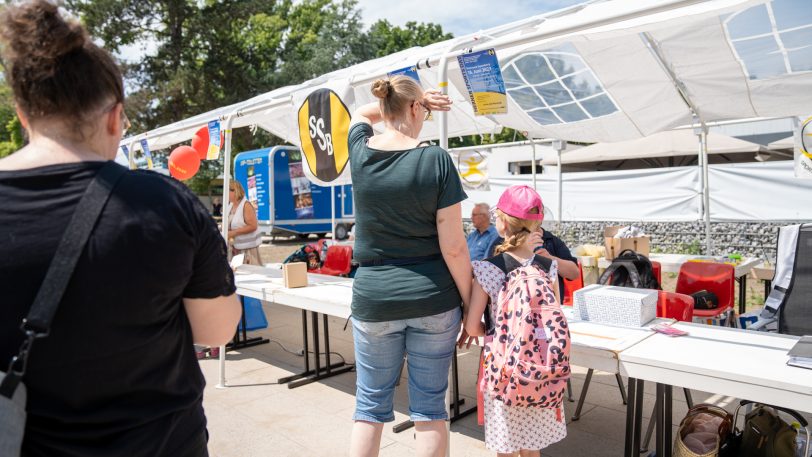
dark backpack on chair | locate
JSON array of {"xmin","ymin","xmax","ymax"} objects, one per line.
[{"xmin": 598, "ymin": 249, "xmax": 660, "ymax": 290}]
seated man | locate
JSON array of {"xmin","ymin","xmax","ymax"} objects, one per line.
[
  {"xmin": 487, "ymin": 225, "xmax": 580, "ymax": 298},
  {"xmin": 466, "ymin": 203, "xmax": 500, "ymax": 261}
]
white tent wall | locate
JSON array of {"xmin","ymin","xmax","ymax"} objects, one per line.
[
  {"xmin": 707, "ymin": 161, "xmax": 812, "ymax": 221},
  {"xmin": 462, "ymin": 161, "xmax": 812, "ymax": 223}
]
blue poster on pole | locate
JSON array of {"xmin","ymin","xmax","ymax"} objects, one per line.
[
  {"xmin": 207, "ymin": 120, "xmax": 221, "ymax": 160},
  {"xmin": 457, "ymin": 48, "xmax": 507, "ymax": 116},
  {"xmin": 139, "ymin": 139, "xmax": 154, "ymax": 169},
  {"xmin": 388, "ymin": 65, "xmax": 420, "ymax": 83}
]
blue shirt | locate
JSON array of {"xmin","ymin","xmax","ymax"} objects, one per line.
[{"xmin": 467, "ymin": 225, "xmax": 499, "ymax": 261}]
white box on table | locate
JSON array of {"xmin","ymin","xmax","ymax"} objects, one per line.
[{"xmin": 572, "ymin": 284, "xmax": 657, "ymax": 327}]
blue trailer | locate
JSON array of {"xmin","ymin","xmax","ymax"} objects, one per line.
[{"xmin": 233, "ymin": 146, "xmax": 354, "ymax": 240}]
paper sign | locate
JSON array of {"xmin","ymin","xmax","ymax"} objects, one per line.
[
  {"xmin": 207, "ymin": 120, "xmax": 222, "ymax": 160},
  {"xmin": 796, "ymin": 115, "xmax": 812, "ymax": 179},
  {"xmin": 457, "ymin": 48, "xmax": 507, "ymax": 116},
  {"xmin": 388, "ymin": 65, "xmax": 420, "ymax": 83},
  {"xmin": 140, "ymin": 139, "xmax": 154, "ymax": 169}
]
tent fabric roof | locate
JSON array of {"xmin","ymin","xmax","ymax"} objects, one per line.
[
  {"xmin": 768, "ymin": 135, "xmax": 794, "ymax": 150},
  {"xmin": 551, "ymin": 130, "xmax": 766, "ymax": 165},
  {"xmin": 123, "ymin": 0, "xmax": 812, "ymax": 152}
]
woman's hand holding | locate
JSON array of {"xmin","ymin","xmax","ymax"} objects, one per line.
[
  {"xmin": 423, "ymin": 90, "xmax": 452, "ymax": 112},
  {"xmin": 457, "ymin": 328, "xmax": 479, "ymax": 349}
]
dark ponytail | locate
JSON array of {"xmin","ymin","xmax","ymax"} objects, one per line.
[{"xmin": 0, "ymin": 0, "xmax": 124, "ymax": 123}]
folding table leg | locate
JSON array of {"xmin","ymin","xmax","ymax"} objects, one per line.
[
  {"xmin": 624, "ymin": 377, "xmax": 638, "ymax": 457},
  {"xmin": 571, "ymin": 368, "xmax": 594, "ymax": 421},
  {"xmin": 616, "ymin": 373, "xmax": 628, "ymax": 405}
]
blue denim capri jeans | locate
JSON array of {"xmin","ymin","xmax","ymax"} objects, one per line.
[{"xmin": 351, "ymin": 307, "xmax": 461, "ymax": 423}]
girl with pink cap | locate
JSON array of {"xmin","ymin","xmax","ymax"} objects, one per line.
[{"xmin": 463, "ymin": 185, "xmax": 568, "ymax": 457}]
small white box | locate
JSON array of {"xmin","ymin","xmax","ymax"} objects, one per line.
[{"xmin": 572, "ymin": 284, "xmax": 657, "ymax": 327}]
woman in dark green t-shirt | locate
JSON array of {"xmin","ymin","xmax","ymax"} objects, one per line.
[{"xmin": 347, "ymin": 75, "xmax": 472, "ymax": 457}]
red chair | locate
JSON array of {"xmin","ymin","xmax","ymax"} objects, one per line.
[
  {"xmin": 657, "ymin": 290, "xmax": 694, "ymax": 322},
  {"xmin": 562, "ymin": 261, "xmax": 584, "ymax": 306},
  {"xmin": 651, "ymin": 261, "xmax": 662, "ymax": 286},
  {"xmin": 311, "ymin": 245, "xmax": 353, "ymax": 276},
  {"xmin": 675, "ymin": 262, "xmax": 736, "ymax": 327}
]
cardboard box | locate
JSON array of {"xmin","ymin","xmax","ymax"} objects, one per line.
[
  {"xmin": 572, "ymin": 284, "xmax": 657, "ymax": 327},
  {"xmin": 604, "ymin": 226, "xmax": 650, "ymax": 260},
  {"xmin": 283, "ymin": 262, "xmax": 308, "ymax": 288}
]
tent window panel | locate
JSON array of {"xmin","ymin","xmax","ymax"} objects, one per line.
[
  {"xmin": 514, "ymin": 55, "xmax": 555, "ymax": 84},
  {"xmin": 547, "ymin": 54, "xmax": 585, "ymax": 77},
  {"xmin": 552, "ymin": 103, "xmax": 588, "ymax": 123},
  {"xmin": 780, "ymin": 27, "xmax": 812, "ymax": 50},
  {"xmin": 771, "ymin": 0, "xmax": 812, "ymax": 31},
  {"xmin": 502, "ymin": 65, "xmax": 525, "ymax": 89},
  {"xmin": 788, "ymin": 47, "xmax": 812, "ymax": 72},
  {"xmin": 580, "ymin": 94, "xmax": 616, "ymax": 118},
  {"xmin": 535, "ymin": 81, "xmax": 572, "ymax": 106},
  {"xmin": 562, "ymin": 71, "xmax": 602, "ymax": 100},
  {"xmin": 528, "ymin": 108, "xmax": 561, "ymax": 125},
  {"xmin": 726, "ymin": 4, "xmax": 771, "ymax": 40},
  {"xmin": 508, "ymin": 87, "xmax": 543, "ymax": 110},
  {"xmin": 733, "ymin": 37, "xmax": 786, "ymax": 79}
]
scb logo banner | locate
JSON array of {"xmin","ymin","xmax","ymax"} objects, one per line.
[{"xmin": 297, "ymin": 89, "xmax": 351, "ymax": 185}]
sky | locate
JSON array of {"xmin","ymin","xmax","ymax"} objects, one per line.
[{"xmin": 353, "ymin": 0, "xmax": 586, "ymax": 36}]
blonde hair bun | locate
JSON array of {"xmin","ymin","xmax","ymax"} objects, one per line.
[{"xmin": 371, "ymin": 79, "xmax": 391, "ymax": 99}]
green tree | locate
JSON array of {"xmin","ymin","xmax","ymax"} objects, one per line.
[{"xmin": 363, "ymin": 20, "xmax": 453, "ymax": 59}]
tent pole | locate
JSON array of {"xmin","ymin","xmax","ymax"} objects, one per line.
[
  {"xmin": 699, "ymin": 126, "xmax": 712, "ymax": 254},
  {"xmin": 331, "ymin": 185, "xmax": 336, "ymax": 241},
  {"xmin": 437, "ymin": 51, "xmax": 452, "ymax": 457},
  {"xmin": 127, "ymin": 140, "xmax": 136, "ymax": 170},
  {"xmin": 217, "ymin": 113, "xmax": 236, "ymax": 389},
  {"xmin": 531, "ymin": 140, "xmax": 537, "ymax": 190},
  {"xmin": 553, "ymin": 140, "xmax": 566, "ymax": 232}
]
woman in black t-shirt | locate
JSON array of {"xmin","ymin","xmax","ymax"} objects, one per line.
[{"xmin": 0, "ymin": 2, "xmax": 241, "ymax": 456}]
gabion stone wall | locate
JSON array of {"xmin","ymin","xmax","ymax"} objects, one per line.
[{"xmin": 549, "ymin": 221, "xmax": 806, "ymax": 262}]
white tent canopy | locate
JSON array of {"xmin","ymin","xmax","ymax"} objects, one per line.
[
  {"xmin": 123, "ymin": 0, "xmax": 812, "ymax": 151},
  {"xmin": 551, "ymin": 130, "xmax": 766, "ymax": 165}
]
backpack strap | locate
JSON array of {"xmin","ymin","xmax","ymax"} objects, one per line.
[
  {"xmin": 597, "ymin": 259, "xmax": 642, "ymax": 288},
  {"xmin": 1, "ymin": 162, "xmax": 125, "ymax": 399}
]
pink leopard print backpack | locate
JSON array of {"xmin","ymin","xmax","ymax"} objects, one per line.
[{"xmin": 481, "ymin": 262, "xmax": 571, "ymax": 408}]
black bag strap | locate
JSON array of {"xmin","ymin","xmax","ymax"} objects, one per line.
[
  {"xmin": 597, "ymin": 259, "xmax": 642, "ymax": 288},
  {"xmin": 1, "ymin": 161, "xmax": 125, "ymax": 398}
]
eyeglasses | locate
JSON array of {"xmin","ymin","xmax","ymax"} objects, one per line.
[{"xmin": 413, "ymin": 101, "xmax": 432, "ymax": 121}]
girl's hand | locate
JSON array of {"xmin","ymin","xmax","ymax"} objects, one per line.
[
  {"xmin": 423, "ymin": 90, "xmax": 452, "ymax": 112},
  {"xmin": 458, "ymin": 328, "xmax": 479, "ymax": 349}
]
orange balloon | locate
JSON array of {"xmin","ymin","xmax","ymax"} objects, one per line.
[
  {"xmin": 169, "ymin": 145, "xmax": 201, "ymax": 180},
  {"xmin": 191, "ymin": 126, "xmax": 225, "ymax": 160}
]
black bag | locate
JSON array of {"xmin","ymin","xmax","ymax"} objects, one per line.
[
  {"xmin": 597, "ymin": 249, "xmax": 660, "ymax": 290},
  {"xmin": 691, "ymin": 290, "xmax": 719, "ymax": 310},
  {"xmin": 721, "ymin": 400, "xmax": 807, "ymax": 457},
  {"xmin": 283, "ymin": 244, "xmax": 320, "ymax": 269}
]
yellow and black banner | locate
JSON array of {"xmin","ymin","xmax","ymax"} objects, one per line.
[{"xmin": 297, "ymin": 89, "xmax": 350, "ymax": 184}]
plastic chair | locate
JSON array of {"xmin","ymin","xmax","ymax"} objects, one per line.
[
  {"xmin": 657, "ymin": 290, "xmax": 694, "ymax": 322},
  {"xmin": 562, "ymin": 261, "xmax": 584, "ymax": 306},
  {"xmin": 651, "ymin": 261, "xmax": 662, "ymax": 286},
  {"xmin": 311, "ymin": 245, "xmax": 353, "ymax": 276},
  {"xmin": 675, "ymin": 262, "xmax": 736, "ymax": 327}
]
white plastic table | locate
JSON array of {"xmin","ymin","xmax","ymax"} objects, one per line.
[
  {"xmin": 234, "ymin": 265, "xmax": 354, "ymax": 388},
  {"xmin": 619, "ymin": 322, "xmax": 812, "ymax": 457}
]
